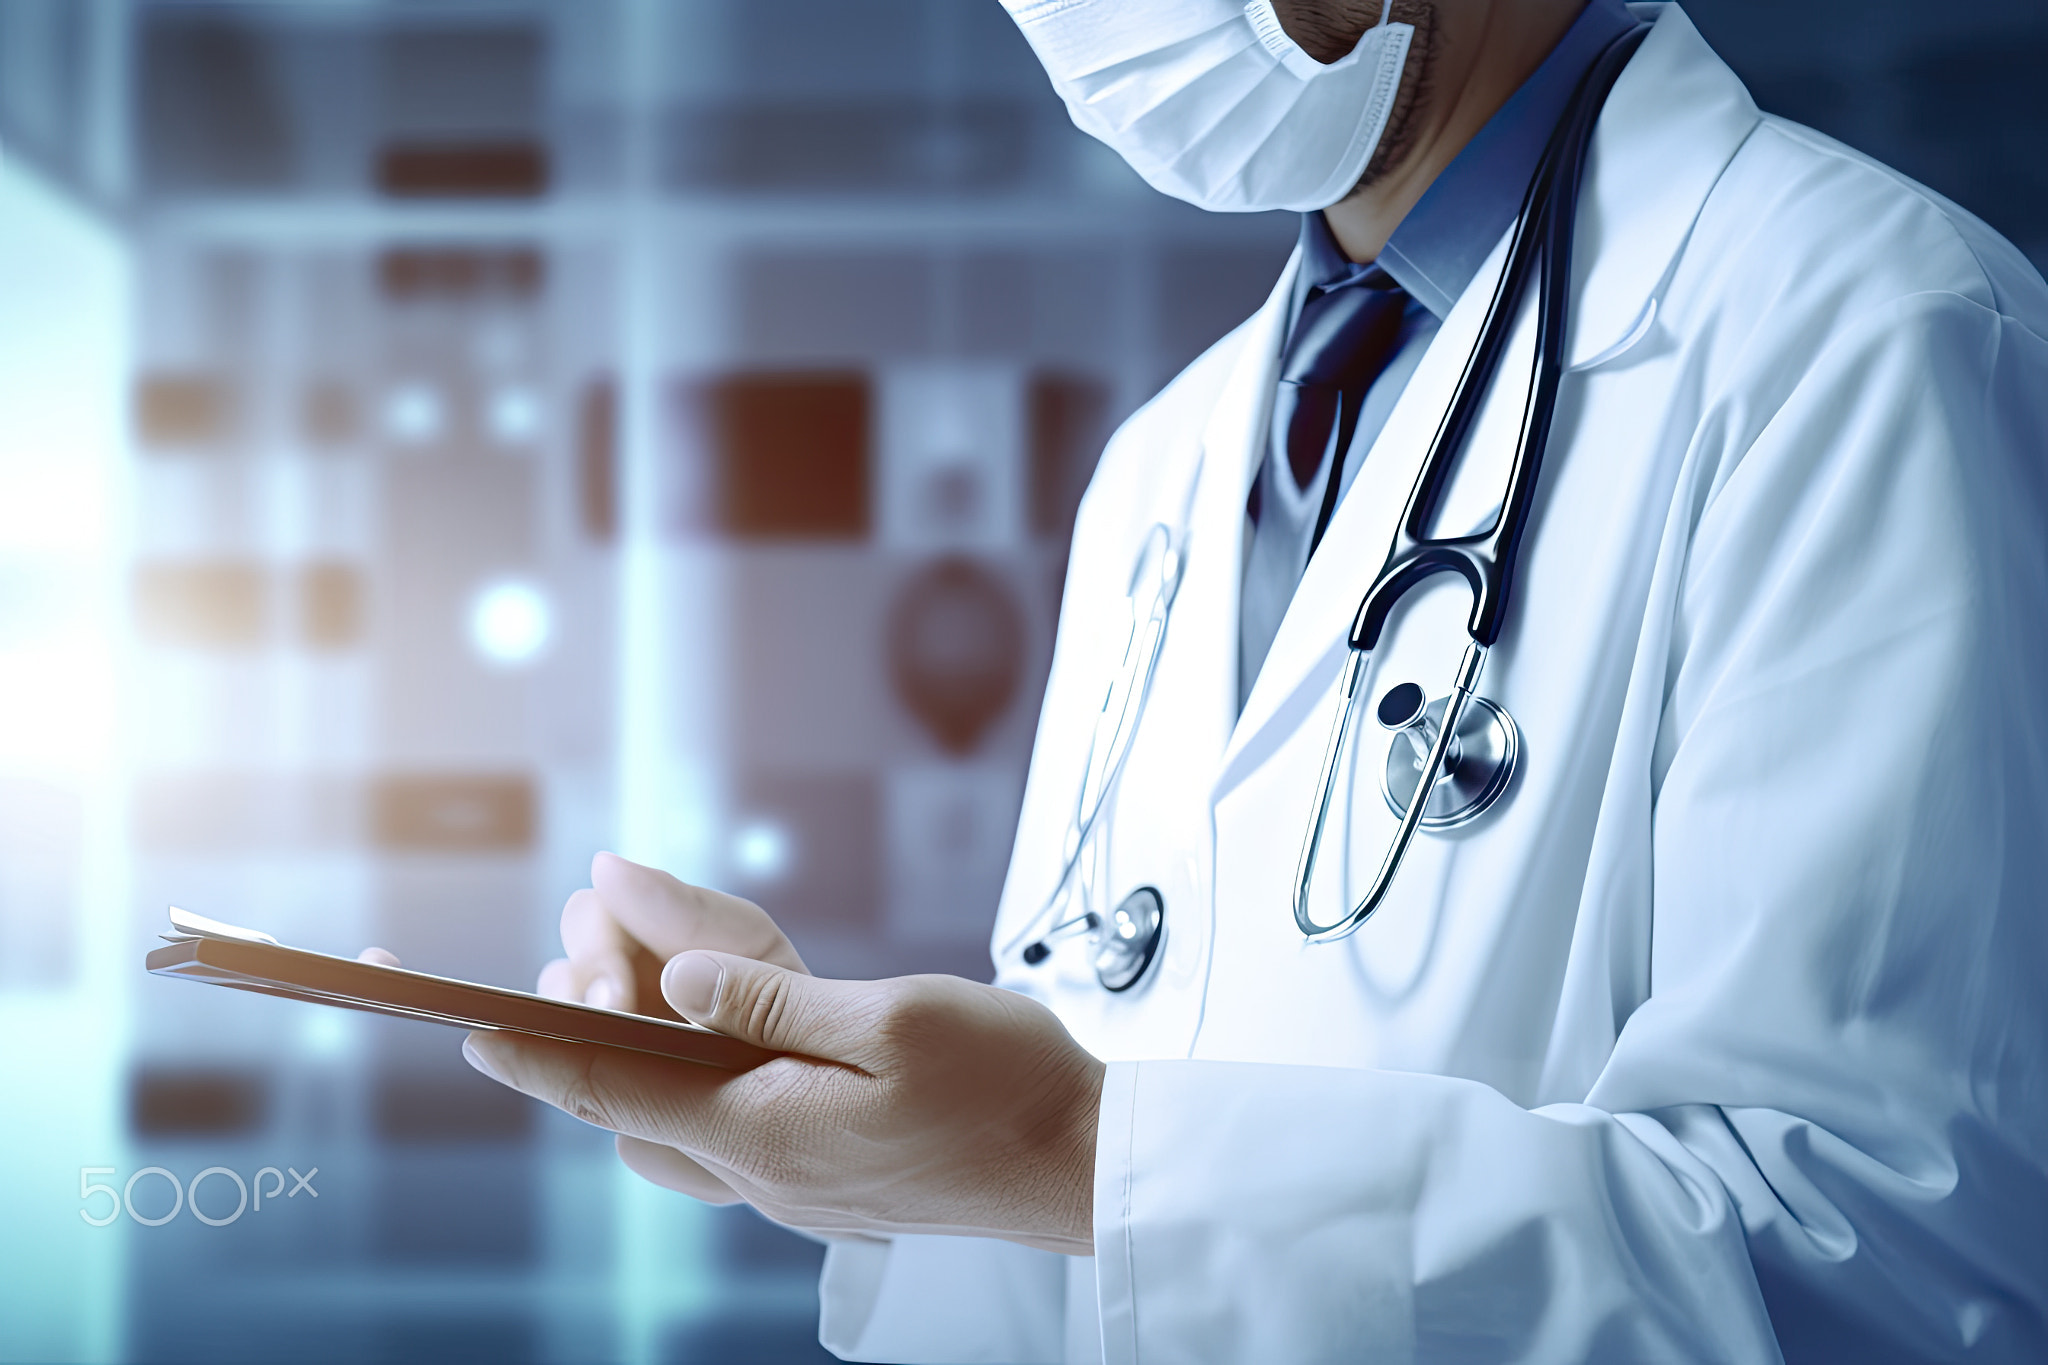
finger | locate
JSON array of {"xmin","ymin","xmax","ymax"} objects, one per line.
[
  {"xmin": 614, "ymin": 1137, "xmax": 866, "ymax": 1240},
  {"xmin": 615, "ymin": 1135, "xmax": 744, "ymax": 1205},
  {"xmin": 563, "ymin": 874, "xmax": 766, "ymax": 1019},
  {"xmin": 464, "ymin": 1031, "xmax": 806, "ymax": 1162},
  {"xmin": 536, "ymin": 958, "xmax": 578, "ymax": 1002},
  {"xmin": 539, "ymin": 955, "xmax": 647, "ymax": 1016},
  {"xmin": 592, "ymin": 852, "xmax": 808, "ymax": 973},
  {"xmin": 560, "ymin": 887, "xmax": 631, "ymax": 959},
  {"xmin": 542, "ymin": 949, "xmax": 639, "ymax": 1012},
  {"xmin": 661, "ymin": 951, "xmax": 896, "ymax": 1066},
  {"xmin": 463, "ymin": 1028, "xmax": 744, "ymax": 1148},
  {"xmin": 357, "ymin": 947, "xmax": 401, "ymax": 967},
  {"xmin": 463, "ymin": 1029, "xmax": 875, "ymax": 1221},
  {"xmin": 558, "ymin": 889, "xmax": 647, "ymax": 1012}
]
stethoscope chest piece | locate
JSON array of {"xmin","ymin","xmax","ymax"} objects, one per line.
[
  {"xmin": 1093, "ymin": 886, "xmax": 1164, "ymax": 992},
  {"xmin": 1376, "ymin": 681, "xmax": 1519, "ymax": 830}
]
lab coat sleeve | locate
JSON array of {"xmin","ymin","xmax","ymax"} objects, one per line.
[
  {"xmin": 1093, "ymin": 292, "xmax": 2048, "ymax": 1362},
  {"xmin": 819, "ymin": 1235, "xmax": 1069, "ymax": 1363}
]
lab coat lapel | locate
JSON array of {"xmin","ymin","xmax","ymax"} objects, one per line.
[
  {"xmin": 1157, "ymin": 252, "xmax": 1300, "ymax": 770},
  {"xmin": 1563, "ymin": 4, "xmax": 1763, "ymax": 372},
  {"xmin": 1020, "ymin": 257, "xmax": 1298, "ymax": 1060},
  {"xmin": 1213, "ymin": 3, "xmax": 1760, "ymax": 802}
]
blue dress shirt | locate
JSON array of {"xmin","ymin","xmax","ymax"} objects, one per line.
[{"xmin": 1275, "ymin": 0, "xmax": 1642, "ymax": 550}]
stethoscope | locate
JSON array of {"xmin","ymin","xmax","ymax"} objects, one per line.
[
  {"xmin": 1017, "ymin": 25, "xmax": 1648, "ymax": 984},
  {"xmin": 1009, "ymin": 521, "xmax": 1183, "ymax": 992}
]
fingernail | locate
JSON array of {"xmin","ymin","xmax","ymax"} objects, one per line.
[
  {"xmin": 663, "ymin": 953, "xmax": 721, "ymax": 1018},
  {"xmin": 462, "ymin": 1037, "xmax": 503, "ymax": 1083},
  {"xmin": 583, "ymin": 976, "xmax": 621, "ymax": 1011}
]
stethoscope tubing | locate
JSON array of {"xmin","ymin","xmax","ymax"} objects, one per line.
[
  {"xmin": 1295, "ymin": 640, "xmax": 1487, "ymax": 941},
  {"xmin": 1000, "ymin": 524, "xmax": 1185, "ymax": 963},
  {"xmin": 1294, "ymin": 25, "xmax": 1649, "ymax": 942}
]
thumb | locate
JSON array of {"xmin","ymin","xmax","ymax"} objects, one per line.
[{"xmin": 662, "ymin": 951, "xmax": 881, "ymax": 1064}]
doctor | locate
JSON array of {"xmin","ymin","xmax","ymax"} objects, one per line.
[{"xmin": 461, "ymin": 0, "xmax": 2048, "ymax": 1359}]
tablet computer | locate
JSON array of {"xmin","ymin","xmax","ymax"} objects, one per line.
[{"xmin": 145, "ymin": 907, "xmax": 775, "ymax": 1072}]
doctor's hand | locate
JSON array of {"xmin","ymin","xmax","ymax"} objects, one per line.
[
  {"xmin": 464, "ymin": 950, "xmax": 1103, "ymax": 1255},
  {"xmin": 528, "ymin": 852, "xmax": 813, "ymax": 1210},
  {"xmin": 535, "ymin": 851, "xmax": 808, "ymax": 1019}
]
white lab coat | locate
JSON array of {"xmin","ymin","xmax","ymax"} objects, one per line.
[{"xmin": 821, "ymin": 6, "xmax": 2048, "ymax": 1361}]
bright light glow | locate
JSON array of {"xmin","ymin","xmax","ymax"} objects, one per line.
[
  {"xmin": 382, "ymin": 382, "xmax": 444, "ymax": 444},
  {"xmin": 468, "ymin": 580, "xmax": 551, "ymax": 667},
  {"xmin": 486, "ymin": 385, "xmax": 542, "ymax": 446},
  {"xmin": 0, "ymin": 632, "xmax": 115, "ymax": 776},
  {"xmin": 0, "ymin": 181, "xmax": 121, "ymax": 556},
  {"xmin": 0, "ymin": 159, "xmax": 125, "ymax": 782},
  {"xmin": 732, "ymin": 821, "xmax": 793, "ymax": 881},
  {"xmin": 298, "ymin": 1008, "xmax": 353, "ymax": 1059}
]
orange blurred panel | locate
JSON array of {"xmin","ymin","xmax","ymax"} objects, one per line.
[
  {"xmin": 370, "ymin": 773, "xmax": 536, "ymax": 852},
  {"xmin": 129, "ymin": 1067, "xmax": 269, "ymax": 1138},
  {"xmin": 133, "ymin": 560, "xmax": 267, "ymax": 648},
  {"xmin": 296, "ymin": 560, "xmax": 366, "ymax": 649},
  {"xmin": 701, "ymin": 371, "xmax": 870, "ymax": 540},
  {"xmin": 577, "ymin": 377, "xmax": 617, "ymax": 543},
  {"xmin": 1027, "ymin": 371, "xmax": 1110, "ymax": 543},
  {"xmin": 135, "ymin": 372, "xmax": 234, "ymax": 449},
  {"xmin": 300, "ymin": 379, "xmax": 360, "ymax": 447},
  {"xmin": 375, "ymin": 141, "xmax": 549, "ymax": 198}
]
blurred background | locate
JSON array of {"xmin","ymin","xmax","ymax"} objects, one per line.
[{"xmin": 0, "ymin": 1, "xmax": 2040, "ymax": 1362}]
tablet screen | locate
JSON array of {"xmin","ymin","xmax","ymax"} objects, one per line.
[{"xmin": 146, "ymin": 933, "xmax": 776, "ymax": 1072}]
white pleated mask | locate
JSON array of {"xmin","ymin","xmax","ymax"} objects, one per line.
[{"xmin": 1004, "ymin": 0, "xmax": 1413, "ymax": 213}]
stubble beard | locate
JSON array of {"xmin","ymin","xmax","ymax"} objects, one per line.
[{"xmin": 1344, "ymin": 0, "xmax": 1441, "ymax": 198}]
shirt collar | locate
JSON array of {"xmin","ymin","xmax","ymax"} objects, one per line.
[
  {"xmin": 1304, "ymin": 0, "xmax": 1641, "ymax": 320},
  {"xmin": 1297, "ymin": 206, "xmax": 1372, "ymax": 293}
]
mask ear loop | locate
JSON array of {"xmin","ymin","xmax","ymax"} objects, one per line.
[
  {"xmin": 1245, "ymin": 0, "xmax": 1399, "ymax": 80},
  {"xmin": 1244, "ymin": 1, "xmax": 1330, "ymax": 78}
]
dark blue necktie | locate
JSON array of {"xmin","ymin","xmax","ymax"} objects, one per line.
[{"xmin": 1240, "ymin": 267, "xmax": 1410, "ymax": 705}]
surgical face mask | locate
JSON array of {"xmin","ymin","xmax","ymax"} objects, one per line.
[{"xmin": 1004, "ymin": 0, "xmax": 1414, "ymax": 213}]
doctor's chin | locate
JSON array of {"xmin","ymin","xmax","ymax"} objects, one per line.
[{"xmin": 4, "ymin": 1, "xmax": 2045, "ymax": 1363}]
